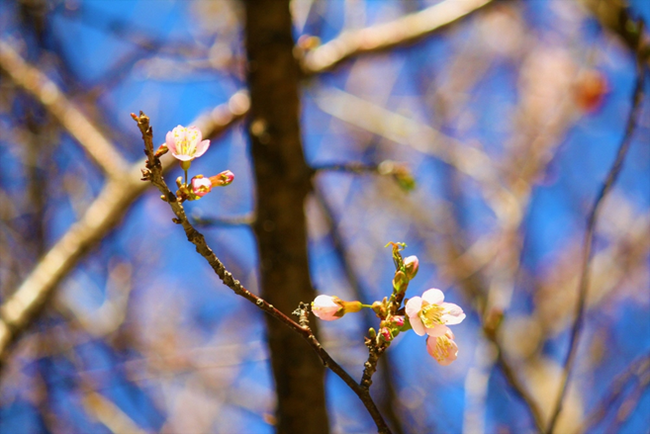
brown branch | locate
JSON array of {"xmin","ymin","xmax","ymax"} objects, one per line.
[
  {"xmin": 0, "ymin": 91, "xmax": 248, "ymax": 366},
  {"xmin": 301, "ymin": 0, "xmax": 494, "ymax": 74},
  {"xmin": 546, "ymin": 37, "xmax": 647, "ymax": 434},
  {"xmin": 132, "ymin": 111, "xmax": 391, "ymax": 434},
  {"xmin": 0, "ymin": 40, "xmax": 129, "ymax": 180},
  {"xmin": 580, "ymin": 0, "xmax": 650, "ymax": 68}
]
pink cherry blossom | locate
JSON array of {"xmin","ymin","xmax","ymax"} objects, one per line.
[
  {"xmin": 165, "ymin": 125, "xmax": 210, "ymax": 161},
  {"xmin": 191, "ymin": 176, "xmax": 212, "ymax": 197},
  {"xmin": 426, "ymin": 327, "xmax": 458, "ymax": 366},
  {"xmin": 312, "ymin": 295, "xmax": 342, "ymax": 321},
  {"xmin": 406, "ymin": 288, "xmax": 465, "ymax": 337}
]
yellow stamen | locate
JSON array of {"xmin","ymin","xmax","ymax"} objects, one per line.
[
  {"xmin": 419, "ymin": 302, "xmax": 444, "ymax": 328},
  {"xmin": 432, "ymin": 335, "xmax": 453, "ymax": 362}
]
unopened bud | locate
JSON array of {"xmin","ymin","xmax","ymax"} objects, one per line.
[
  {"xmin": 392, "ymin": 270, "xmax": 408, "ymax": 293},
  {"xmin": 209, "ymin": 170, "xmax": 235, "ymax": 187},
  {"xmin": 392, "ymin": 315, "xmax": 405, "ymax": 328},
  {"xmin": 191, "ymin": 175, "xmax": 212, "ymax": 199},
  {"xmin": 403, "ymin": 255, "xmax": 419, "ymax": 280},
  {"xmin": 155, "ymin": 144, "xmax": 168, "ymax": 157},
  {"xmin": 379, "ymin": 327, "xmax": 392, "ymax": 343},
  {"xmin": 368, "ymin": 328, "xmax": 377, "ymax": 339}
]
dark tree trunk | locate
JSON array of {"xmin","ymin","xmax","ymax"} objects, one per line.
[{"xmin": 244, "ymin": 1, "xmax": 330, "ymax": 433}]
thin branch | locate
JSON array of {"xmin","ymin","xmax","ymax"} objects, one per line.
[
  {"xmin": 311, "ymin": 86, "xmax": 515, "ymax": 222},
  {"xmin": 486, "ymin": 330, "xmax": 546, "ymax": 432},
  {"xmin": 0, "ymin": 91, "xmax": 249, "ymax": 366},
  {"xmin": 132, "ymin": 112, "xmax": 391, "ymax": 434},
  {"xmin": 0, "ymin": 40, "xmax": 129, "ymax": 180},
  {"xmin": 580, "ymin": 0, "xmax": 650, "ymax": 68},
  {"xmin": 301, "ymin": 0, "xmax": 494, "ymax": 74},
  {"xmin": 546, "ymin": 41, "xmax": 647, "ymax": 434},
  {"xmin": 581, "ymin": 351, "xmax": 650, "ymax": 432}
]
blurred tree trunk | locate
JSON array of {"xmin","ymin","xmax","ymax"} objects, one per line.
[{"xmin": 244, "ymin": 1, "xmax": 330, "ymax": 433}]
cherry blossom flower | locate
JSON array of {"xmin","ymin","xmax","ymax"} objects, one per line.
[
  {"xmin": 191, "ymin": 176, "xmax": 212, "ymax": 197},
  {"xmin": 165, "ymin": 125, "xmax": 210, "ymax": 161},
  {"xmin": 312, "ymin": 295, "xmax": 342, "ymax": 321},
  {"xmin": 426, "ymin": 327, "xmax": 458, "ymax": 366},
  {"xmin": 405, "ymin": 288, "xmax": 465, "ymax": 337}
]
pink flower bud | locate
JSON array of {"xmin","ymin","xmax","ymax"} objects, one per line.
[
  {"xmin": 191, "ymin": 176, "xmax": 212, "ymax": 197},
  {"xmin": 312, "ymin": 295, "xmax": 343, "ymax": 321},
  {"xmin": 403, "ymin": 255, "xmax": 419, "ymax": 280},
  {"xmin": 209, "ymin": 170, "xmax": 234, "ymax": 187},
  {"xmin": 392, "ymin": 315, "xmax": 405, "ymax": 328},
  {"xmin": 379, "ymin": 327, "xmax": 392, "ymax": 342}
]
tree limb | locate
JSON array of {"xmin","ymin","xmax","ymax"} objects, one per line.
[
  {"xmin": 301, "ymin": 0, "xmax": 494, "ymax": 74},
  {"xmin": 0, "ymin": 40, "xmax": 129, "ymax": 180}
]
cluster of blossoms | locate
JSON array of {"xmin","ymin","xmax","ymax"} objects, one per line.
[
  {"xmin": 312, "ymin": 242, "xmax": 465, "ymax": 366},
  {"xmin": 158, "ymin": 125, "xmax": 234, "ymax": 201}
]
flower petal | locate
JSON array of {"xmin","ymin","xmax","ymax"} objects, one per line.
[
  {"xmin": 165, "ymin": 131, "xmax": 177, "ymax": 153},
  {"xmin": 190, "ymin": 126, "xmax": 203, "ymax": 142},
  {"xmin": 411, "ymin": 318, "xmax": 426, "ymax": 336},
  {"xmin": 405, "ymin": 296, "xmax": 423, "ymax": 319},
  {"xmin": 193, "ymin": 139, "xmax": 210, "ymax": 158},
  {"xmin": 173, "ymin": 154, "xmax": 193, "ymax": 161},
  {"xmin": 441, "ymin": 302, "xmax": 466, "ymax": 325},
  {"xmin": 314, "ymin": 295, "xmax": 338, "ymax": 308},
  {"xmin": 422, "ymin": 288, "xmax": 445, "ymax": 305},
  {"xmin": 427, "ymin": 334, "xmax": 458, "ymax": 366},
  {"xmin": 425, "ymin": 323, "xmax": 448, "ymax": 337},
  {"xmin": 172, "ymin": 125, "xmax": 186, "ymax": 142}
]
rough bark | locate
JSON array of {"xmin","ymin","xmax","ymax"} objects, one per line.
[{"xmin": 244, "ymin": 1, "xmax": 330, "ymax": 433}]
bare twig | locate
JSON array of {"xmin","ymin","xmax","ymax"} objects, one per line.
[
  {"xmin": 132, "ymin": 112, "xmax": 391, "ymax": 434},
  {"xmin": 301, "ymin": 0, "xmax": 494, "ymax": 74},
  {"xmin": 312, "ymin": 86, "xmax": 515, "ymax": 221},
  {"xmin": 546, "ymin": 38, "xmax": 646, "ymax": 434},
  {"xmin": 581, "ymin": 352, "xmax": 650, "ymax": 432}
]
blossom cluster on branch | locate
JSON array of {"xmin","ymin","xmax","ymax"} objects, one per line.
[
  {"xmin": 156, "ymin": 124, "xmax": 234, "ymax": 201},
  {"xmin": 312, "ymin": 242, "xmax": 465, "ymax": 365}
]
